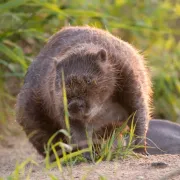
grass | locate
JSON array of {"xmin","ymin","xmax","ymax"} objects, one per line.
[
  {"xmin": 2, "ymin": 123, "xmax": 140, "ymax": 180},
  {"xmin": 0, "ymin": 0, "xmax": 180, "ymax": 126},
  {"xmin": 0, "ymin": 72, "xmax": 142, "ymax": 179},
  {"xmin": 5, "ymin": 159, "xmax": 38, "ymax": 180},
  {"xmin": 1, "ymin": 110, "xmax": 142, "ymax": 180},
  {"xmin": 0, "ymin": 58, "xmax": 146, "ymax": 180},
  {"xmin": 1, "ymin": 0, "xmax": 179, "ymax": 179}
]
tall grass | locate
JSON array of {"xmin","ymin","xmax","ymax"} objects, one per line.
[
  {"xmin": 0, "ymin": 71, "xmax": 143, "ymax": 179},
  {"xmin": 1, "ymin": 0, "xmax": 179, "ymax": 179},
  {"xmin": 2, "ymin": 119, "xmax": 138, "ymax": 180},
  {"xmin": 0, "ymin": 0, "xmax": 180, "ymax": 124}
]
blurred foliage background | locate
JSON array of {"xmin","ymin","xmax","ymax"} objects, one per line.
[{"xmin": 0, "ymin": 0, "xmax": 180, "ymax": 129}]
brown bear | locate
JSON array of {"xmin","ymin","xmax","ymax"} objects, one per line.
[{"xmin": 16, "ymin": 26, "xmax": 152, "ymax": 160}]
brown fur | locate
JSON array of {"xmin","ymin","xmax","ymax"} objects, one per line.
[{"xmin": 16, "ymin": 26, "xmax": 152, "ymax": 158}]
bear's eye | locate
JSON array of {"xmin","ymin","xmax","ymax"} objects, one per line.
[
  {"xmin": 85, "ymin": 77, "xmax": 92, "ymax": 85},
  {"xmin": 86, "ymin": 79, "xmax": 91, "ymax": 84}
]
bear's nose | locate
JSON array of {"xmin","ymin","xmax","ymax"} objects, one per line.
[{"xmin": 68, "ymin": 100, "xmax": 85, "ymax": 114}]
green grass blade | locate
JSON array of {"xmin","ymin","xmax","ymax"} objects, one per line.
[
  {"xmin": 61, "ymin": 69, "xmax": 70, "ymax": 135},
  {"xmin": 0, "ymin": 43, "xmax": 28, "ymax": 71},
  {"xmin": 51, "ymin": 144, "xmax": 63, "ymax": 172},
  {"xmin": 0, "ymin": 0, "xmax": 28, "ymax": 12}
]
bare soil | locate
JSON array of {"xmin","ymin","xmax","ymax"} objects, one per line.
[{"xmin": 0, "ymin": 127, "xmax": 180, "ymax": 180}]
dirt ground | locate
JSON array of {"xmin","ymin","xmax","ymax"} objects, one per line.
[{"xmin": 0, "ymin": 128, "xmax": 180, "ymax": 180}]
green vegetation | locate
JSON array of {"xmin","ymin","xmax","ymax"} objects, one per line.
[
  {"xmin": 0, "ymin": 71, "xmax": 140, "ymax": 179},
  {"xmin": 0, "ymin": 0, "xmax": 180, "ymax": 124},
  {"xmin": 0, "ymin": 109, "xmax": 139, "ymax": 179},
  {"xmin": 0, "ymin": 0, "xmax": 180, "ymax": 177},
  {"xmin": 2, "ymin": 120, "xmax": 139, "ymax": 180}
]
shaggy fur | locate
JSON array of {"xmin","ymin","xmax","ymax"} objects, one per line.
[{"xmin": 16, "ymin": 26, "xmax": 152, "ymax": 158}]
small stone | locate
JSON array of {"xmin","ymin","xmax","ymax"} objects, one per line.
[{"xmin": 137, "ymin": 176, "xmax": 144, "ymax": 179}]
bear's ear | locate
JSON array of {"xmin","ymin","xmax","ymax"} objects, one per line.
[{"xmin": 96, "ymin": 49, "xmax": 107, "ymax": 62}]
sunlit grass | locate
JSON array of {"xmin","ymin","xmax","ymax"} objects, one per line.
[
  {"xmin": 0, "ymin": 81, "xmax": 140, "ymax": 180},
  {"xmin": 0, "ymin": 120, "xmax": 140, "ymax": 180},
  {"xmin": 0, "ymin": 0, "xmax": 180, "ymax": 179},
  {"xmin": 1, "ymin": 58, "xmax": 144, "ymax": 180},
  {"xmin": 0, "ymin": 0, "xmax": 180, "ymax": 125},
  {"xmin": 4, "ymin": 158, "xmax": 38, "ymax": 180}
]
